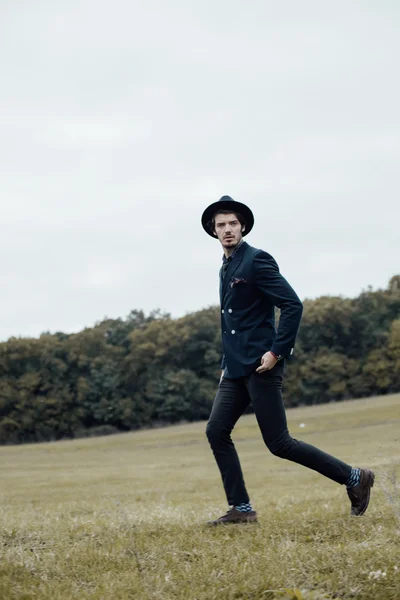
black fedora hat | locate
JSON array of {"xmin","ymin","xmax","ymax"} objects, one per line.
[{"xmin": 201, "ymin": 195, "xmax": 254, "ymax": 238}]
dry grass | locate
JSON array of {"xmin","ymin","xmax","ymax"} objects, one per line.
[{"xmin": 0, "ymin": 394, "xmax": 399, "ymax": 600}]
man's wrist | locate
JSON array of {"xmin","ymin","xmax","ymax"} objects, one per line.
[{"xmin": 270, "ymin": 351, "xmax": 283, "ymax": 361}]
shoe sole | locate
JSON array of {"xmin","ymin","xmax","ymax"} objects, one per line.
[
  {"xmin": 353, "ymin": 470, "xmax": 375, "ymax": 516},
  {"xmin": 207, "ymin": 516, "xmax": 258, "ymax": 526}
]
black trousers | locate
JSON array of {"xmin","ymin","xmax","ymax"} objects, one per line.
[{"xmin": 206, "ymin": 361, "xmax": 352, "ymax": 506}]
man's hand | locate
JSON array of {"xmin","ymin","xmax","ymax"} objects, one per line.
[{"xmin": 256, "ymin": 351, "xmax": 278, "ymax": 373}]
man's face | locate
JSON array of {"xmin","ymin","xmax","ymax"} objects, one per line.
[{"xmin": 214, "ymin": 212, "xmax": 244, "ymax": 250}]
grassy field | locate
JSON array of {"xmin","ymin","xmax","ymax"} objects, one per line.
[{"xmin": 0, "ymin": 394, "xmax": 399, "ymax": 600}]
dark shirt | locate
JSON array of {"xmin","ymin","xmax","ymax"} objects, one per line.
[{"xmin": 221, "ymin": 240, "xmax": 244, "ymax": 279}]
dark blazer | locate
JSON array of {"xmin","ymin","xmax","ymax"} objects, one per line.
[{"xmin": 220, "ymin": 241, "xmax": 303, "ymax": 379}]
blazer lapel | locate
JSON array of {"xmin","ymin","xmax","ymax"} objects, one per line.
[{"xmin": 220, "ymin": 242, "xmax": 247, "ymax": 301}]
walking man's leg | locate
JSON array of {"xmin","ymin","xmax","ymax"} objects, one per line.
[
  {"xmin": 206, "ymin": 377, "xmax": 257, "ymax": 524},
  {"xmin": 246, "ymin": 362, "xmax": 374, "ymax": 516}
]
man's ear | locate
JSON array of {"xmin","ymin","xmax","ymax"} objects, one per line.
[{"xmin": 241, "ymin": 225, "xmax": 246, "ymax": 233}]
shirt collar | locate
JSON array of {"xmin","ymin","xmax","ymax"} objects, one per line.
[{"xmin": 222, "ymin": 239, "xmax": 244, "ymax": 264}]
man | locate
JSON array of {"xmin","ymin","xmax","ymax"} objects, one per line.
[{"xmin": 201, "ymin": 195, "xmax": 374, "ymax": 525}]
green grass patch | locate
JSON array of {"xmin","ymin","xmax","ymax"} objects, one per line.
[{"xmin": 0, "ymin": 394, "xmax": 399, "ymax": 599}]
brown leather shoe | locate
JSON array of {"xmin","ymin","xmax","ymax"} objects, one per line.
[
  {"xmin": 347, "ymin": 468, "xmax": 375, "ymax": 516},
  {"xmin": 208, "ymin": 507, "xmax": 258, "ymax": 525}
]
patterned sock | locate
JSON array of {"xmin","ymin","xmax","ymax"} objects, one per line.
[
  {"xmin": 234, "ymin": 502, "xmax": 253, "ymax": 513},
  {"xmin": 346, "ymin": 467, "xmax": 361, "ymax": 489}
]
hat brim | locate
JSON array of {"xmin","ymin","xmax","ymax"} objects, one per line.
[{"xmin": 201, "ymin": 198, "xmax": 254, "ymax": 238}]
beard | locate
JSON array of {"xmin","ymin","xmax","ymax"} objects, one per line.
[{"xmin": 223, "ymin": 237, "xmax": 238, "ymax": 246}]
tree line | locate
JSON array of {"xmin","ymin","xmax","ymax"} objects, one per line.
[{"xmin": 0, "ymin": 276, "xmax": 399, "ymax": 444}]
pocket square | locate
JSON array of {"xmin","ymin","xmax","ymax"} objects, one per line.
[{"xmin": 230, "ymin": 277, "xmax": 247, "ymax": 288}]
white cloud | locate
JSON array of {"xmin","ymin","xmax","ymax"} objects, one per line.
[{"xmin": 0, "ymin": 0, "xmax": 399, "ymax": 339}]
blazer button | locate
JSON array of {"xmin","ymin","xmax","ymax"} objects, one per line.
[
  {"xmin": 231, "ymin": 330, "xmax": 236, "ymax": 334},
  {"xmin": 228, "ymin": 309, "xmax": 233, "ymax": 313}
]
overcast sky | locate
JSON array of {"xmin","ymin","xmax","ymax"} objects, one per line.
[{"xmin": 0, "ymin": 1, "xmax": 399, "ymax": 340}]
